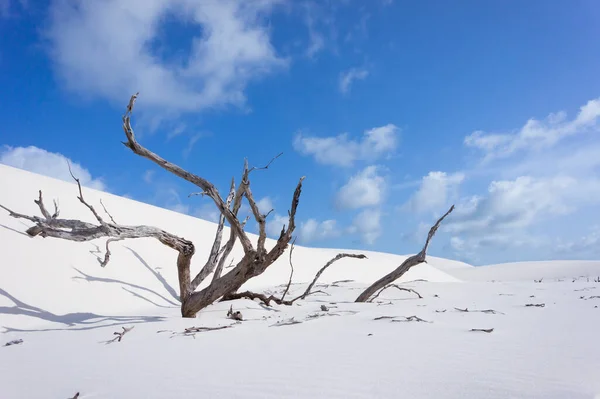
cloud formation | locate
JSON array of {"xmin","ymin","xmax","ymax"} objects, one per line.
[
  {"xmin": 339, "ymin": 68, "xmax": 368, "ymax": 94},
  {"xmin": 464, "ymin": 98, "xmax": 600, "ymax": 161},
  {"xmin": 294, "ymin": 124, "xmax": 399, "ymax": 167},
  {"xmin": 46, "ymin": 0, "xmax": 287, "ymax": 114},
  {"xmin": 348, "ymin": 208, "xmax": 381, "ymax": 244},
  {"xmin": 336, "ymin": 165, "xmax": 386, "ymax": 209},
  {"xmin": 0, "ymin": 145, "xmax": 105, "ymax": 190},
  {"xmin": 405, "ymin": 171, "xmax": 464, "ymax": 213}
]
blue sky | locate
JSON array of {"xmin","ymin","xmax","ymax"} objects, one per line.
[{"xmin": 1, "ymin": 0, "xmax": 600, "ymax": 265}]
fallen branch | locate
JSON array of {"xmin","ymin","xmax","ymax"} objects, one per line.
[
  {"xmin": 297, "ymin": 253, "xmax": 367, "ymax": 301},
  {"xmin": 3, "ymin": 339, "xmax": 23, "ymax": 347},
  {"xmin": 470, "ymin": 328, "xmax": 494, "ymax": 333},
  {"xmin": 222, "ymin": 252, "xmax": 365, "ymax": 306},
  {"xmin": 331, "ymin": 279, "xmax": 354, "ymax": 286},
  {"xmin": 373, "ymin": 315, "xmax": 397, "ymax": 320},
  {"xmin": 222, "ymin": 290, "xmax": 294, "ymax": 306},
  {"xmin": 105, "ymin": 326, "xmax": 134, "ymax": 344},
  {"xmin": 374, "ymin": 315, "xmax": 431, "ymax": 323},
  {"xmin": 227, "ymin": 305, "xmax": 243, "ymax": 321},
  {"xmin": 182, "ymin": 325, "xmax": 233, "ymax": 336},
  {"xmin": 270, "ymin": 317, "xmax": 302, "ymax": 327},
  {"xmin": 454, "ymin": 307, "xmax": 504, "ymax": 315},
  {"xmin": 356, "ymin": 205, "xmax": 454, "ymax": 302},
  {"xmin": 525, "ymin": 303, "xmax": 545, "ymax": 308},
  {"xmin": 68, "ymin": 393, "xmax": 80, "ymax": 399},
  {"xmin": 392, "ymin": 315, "xmax": 431, "ymax": 323},
  {"xmin": 367, "ymin": 284, "xmax": 422, "ymax": 302}
]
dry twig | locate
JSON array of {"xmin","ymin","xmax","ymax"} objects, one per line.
[
  {"xmin": 367, "ymin": 284, "xmax": 422, "ymax": 302},
  {"xmin": 105, "ymin": 326, "xmax": 134, "ymax": 344},
  {"xmin": 454, "ymin": 307, "xmax": 504, "ymax": 315},
  {"xmin": 470, "ymin": 328, "xmax": 494, "ymax": 333}
]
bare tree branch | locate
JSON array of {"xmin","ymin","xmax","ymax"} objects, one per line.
[
  {"xmin": 189, "ymin": 179, "xmax": 235, "ymax": 292},
  {"xmin": 366, "ymin": 284, "xmax": 422, "ymax": 302},
  {"xmin": 1, "ymin": 187, "xmax": 195, "ymax": 307},
  {"xmin": 294, "ymin": 253, "xmax": 367, "ymax": 301},
  {"xmin": 100, "ymin": 199, "xmax": 117, "ymax": 224},
  {"xmin": 281, "ymin": 237, "xmax": 296, "ymax": 301},
  {"xmin": 248, "ymin": 152, "xmax": 283, "ymax": 173},
  {"xmin": 98, "ymin": 238, "xmax": 124, "ymax": 267},
  {"xmin": 222, "ymin": 252, "xmax": 365, "ymax": 306},
  {"xmin": 67, "ymin": 161, "xmax": 106, "ymax": 225},
  {"xmin": 121, "ymin": 96, "xmax": 253, "ymax": 254},
  {"xmin": 356, "ymin": 205, "xmax": 454, "ymax": 302},
  {"xmin": 34, "ymin": 190, "xmax": 53, "ymax": 220}
]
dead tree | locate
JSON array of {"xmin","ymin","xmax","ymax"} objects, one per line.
[
  {"xmin": 0, "ymin": 93, "xmax": 304, "ymax": 318},
  {"xmin": 355, "ymin": 205, "xmax": 454, "ymax": 303}
]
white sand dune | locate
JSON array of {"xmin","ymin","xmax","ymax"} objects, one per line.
[
  {"xmin": 450, "ymin": 260, "xmax": 600, "ymax": 282},
  {"xmin": 1, "ymin": 163, "xmax": 599, "ymax": 399}
]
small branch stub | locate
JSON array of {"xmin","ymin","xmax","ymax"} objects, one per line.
[{"xmin": 105, "ymin": 326, "xmax": 134, "ymax": 344}]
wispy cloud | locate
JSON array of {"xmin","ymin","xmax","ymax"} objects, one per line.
[
  {"xmin": 339, "ymin": 68, "xmax": 369, "ymax": 94},
  {"xmin": 182, "ymin": 133, "xmax": 205, "ymax": 159},
  {"xmin": 143, "ymin": 170, "xmax": 154, "ymax": 184},
  {"xmin": 464, "ymin": 98, "xmax": 600, "ymax": 162},
  {"xmin": 294, "ymin": 124, "xmax": 399, "ymax": 167}
]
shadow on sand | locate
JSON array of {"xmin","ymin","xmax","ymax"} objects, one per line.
[{"xmin": 0, "ymin": 287, "xmax": 167, "ymax": 333}]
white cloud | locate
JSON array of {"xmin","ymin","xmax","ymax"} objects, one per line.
[
  {"xmin": 143, "ymin": 170, "xmax": 155, "ymax": 184},
  {"xmin": 298, "ymin": 218, "xmax": 340, "ymax": 243},
  {"xmin": 265, "ymin": 213, "xmax": 339, "ymax": 243},
  {"xmin": 266, "ymin": 213, "xmax": 289, "ymax": 238},
  {"xmin": 446, "ymin": 176, "xmax": 600, "ymax": 236},
  {"xmin": 256, "ymin": 196, "xmax": 274, "ymax": 214},
  {"xmin": 554, "ymin": 226, "xmax": 600, "ymax": 257},
  {"xmin": 46, "ymin": 0, "xmax": 288, "ymax": 115},
  {"xmin": 464, "ymin": 98, "xmax": 600, "ymax": 161},
  {"xmin": 336, "ymin": 165, "xmax": 386, "ymax": 209},
  {"xmin": 405, "ymin": 171, "xmax": 464, "ymax": 213},
  {"xmin": 294, "ymin": 124, "xmax": 399, "ymax": 167},
  {"xmin": 349, "ymin": 208, "xmax": 381, "ymax": 245},
  {"xmin": 0, "ymin": 145, "xmax": 105, "ymax": 190},
  {"xmin": 445, "ymin": 175, "xmax": 600, "ymax": 260},
  {"xmin": 339, "ymin": 68, "xmax": 368, "ymax": 94}
]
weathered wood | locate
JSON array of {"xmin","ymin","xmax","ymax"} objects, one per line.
[
  {"xmin": 367, "ymin": 284, "xmax": 422, "ymax": 302},
  {"xmin": 355, "ymin": 205, "xmax": 454, "ymax": 303},
  {"xmin": 295, "ymin": 253, "xmax": 367, "ymax": 301},
  {"xmin": 1, "ymin": 93, "xmax": 306, "ymax": 319},
  {"xmin": 281, "ymin": 237, "xmax": 296, "ymax": 301}
]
